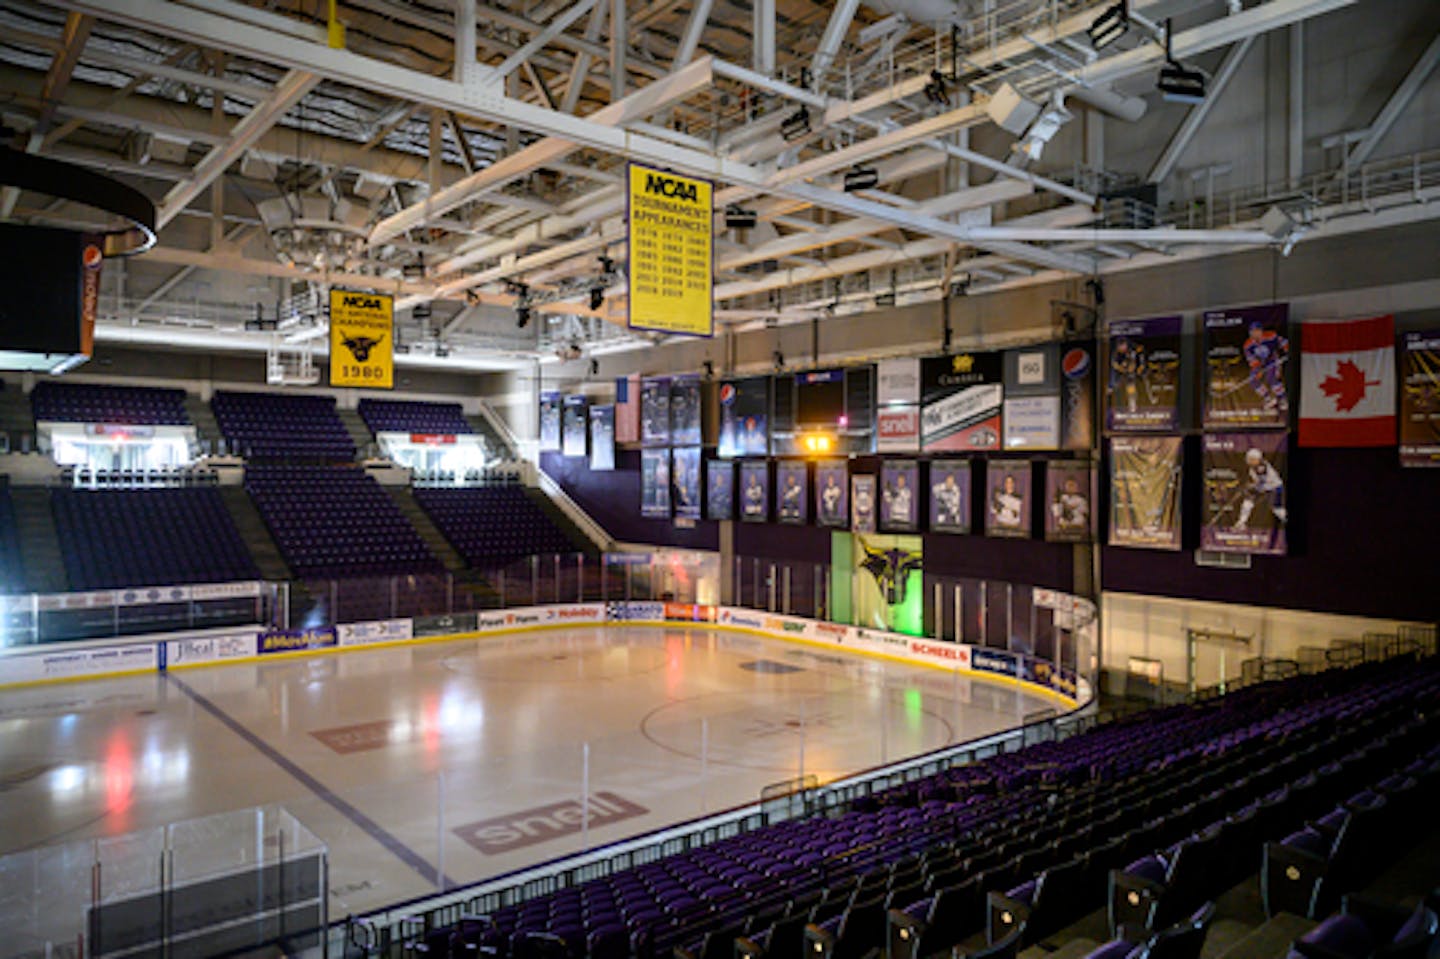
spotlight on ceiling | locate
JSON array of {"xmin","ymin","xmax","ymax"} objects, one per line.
[
  {"xmin": 780, "ymin": 106, "xmax": 811, "ymax": 142},
  {"xmin": 1088, "ymin": 0, "xmax": 1129, "ymax": 50},
  {"xmin": 589, "ymin": 286, "xmax": 605, "ymax": 310},
  {"xmin": 509, "ymin": 280, "xmax": 531, "ymax": 328},
  {"xmin": 725, "ymin": 205, "xmax": 757, "ymax": 230},
  {"xmin": 923, "ymin": 70, "xmax": 949, "ymax": 106},
  {"xmin": 843, "ymin": 166, "xmax": 880, "ymax": 193},
  {"xmin": 412, "ymin": 301, "xmax": 432, "ymax": 321},
  {"xmin": 1157, "ymin": 19, "xmax": 1206, "ymax": 103},
  {"xmin": 516, "ymin": 306, "xmax": 531, "ymax": 328},
  {"xmin": 401, "ymin": 255, "xmax": 426, "ymax": 279}
]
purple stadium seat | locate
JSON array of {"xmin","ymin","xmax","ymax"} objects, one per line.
[
  {"xmin": 414, "ymin": 486, "xmax": 577, "ymax": 568},
  {"xmin": 212, "ymin": 391, "xmax": 355, "ymax": 462},
  {"xmin": 357, "ymin": 398, "xmax": 474, "ymax": 436},
  {"xmin": 31, "ymin": 381, "xmax": 189, "ymax": 426}
]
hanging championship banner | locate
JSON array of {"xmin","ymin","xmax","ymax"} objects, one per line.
[
  {"xmin": 1045, "ymin": 461, "xmax": 1095, "ymax": 543},
  {"xmin": 739, "ymin": 460, "xmax": 769, "ymax": 522},
  {"xmin": 589, "ymin": 405, "xmax": 615, "ymax": 471},
  {"xmin": 640, "ymin": 448, "xmax": 671, "ymax": 518},
  {"xmin": 1060, "ymin": 341, "xmax": 1096, "ymax": 450},
  {"xmin": 851, "ymin": 475, "xmax": 877, "ymax": 533},
  {"xmin": 920, "ymin": 352, "xmax": 1003, "ymax": 451},
  {"xmin": 329, "ymin": 289, "xmax": 394, "ymax": 389},
  {"xmin": 627, "ymin": 163, "xmax": 713, "ymax": 337},
  {"xmin": 640, "ymin": 376, "xmax": 671, "ymax": 446},
  {"xmin": 1108, "ymin": 316, "xmax": 1183, "ymax": 432},
  {"xmin": 673, "ymin": 447, "xmax": 702, "ymax": 520},
  {"xmin": 880, "ymin": 460, "xmax": 919, "ymax": 532},
  {"xmin": 1400, "ymin": 329, "xmax": 1440, "ymax": 467},
  {"xmin": 718, "ymin": 376, "xmax": 770, "ymax": 457},
  {"xmin": 1202, "ymin": 432, "xmax": 1288, "ymax": 555},
  {"xmin": 985, "ymin": 460, "xmax": 1032, "ymax": 539},
  {"xmin": 539, "ymin": 392, "xmax": 562, "ymax": 451},
  {"xmin": 928, "ymin": 460, "xmax": 971, "ymax": 534},
  {"xmin": 815, "ymin": 460, "xmax": 848, "ymax": 528},
  {"xmin": 776, "ymin": 461, "xmax": 808, "ymax": 525},
  {"xmin": 1109, "ymin": 436, "xmax": 1183, "ymax": 550},
  {"xmin": 1203, "ymin": 304, "xmax": 1290, "ymax": 429},
  {"xmin": 706, "ymin": 460, "xmax": 733, "ymax": 519}
]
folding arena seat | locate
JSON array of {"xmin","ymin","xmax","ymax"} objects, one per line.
[
  {"xmin": 1108, "ymin": 823, "xmax": 1227, "ymax": 934},
  {"xmin": 1080, "ymin": 903, "xmax": 1215, "ymax": 959},
  {"xmin": 1286, "ymin": 898, "xmax": 1438, "ymax": 959},
  {"xmin": 986, "ymin": 855, "xmax": 1089, "ymax": 947},
  {"xmin": 1262, "ymin": 791, "xmax": 1392, "ymax": 919}
]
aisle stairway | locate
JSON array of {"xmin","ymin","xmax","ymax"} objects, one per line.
[
  {"xmin": 337, "ymin": 407, "xmax": 375, "ymax": 459},
  {"xmin": 11, "ymin": 488, "xmax": 68, "ymax": 593},
  {"xmin": 217, "ymin": 485, "xmax": 292, "ymax": 582},
  {"xmin": 385, "ymin": 487, "xmax": 466, "ymax": 573}
]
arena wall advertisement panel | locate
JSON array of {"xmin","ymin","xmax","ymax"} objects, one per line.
[
  {"xmin": 162, "ymin": 631, "xmax": 258, "ymax": 668},
  {"xmin": 258, "ymin": 627, "xmax": 339, "ymax": 655},
  {"xmin": 1109, "ymin": 435, "xmax": 1183, "ymax": 550},
  {"xmin": 338, "ymin": 618, "xmax": 414, "ymax": 647},
  {"xmin": 1400, "ymin": 329, "xmax": 1440, "ymax": 467},
  {"xmin": 1203, "ymin": 304, "xmax": 1291, "ymax": 429},
  {"xmin": 718, "ymin": 377, "xmax": 770, "ymax": 458},
  {"xmin": 1107, "ymin": 316, "xmax": 1183, "ymax": 432},
  {"xmin": 876, "ymin": 357, "xmax": 921, "ymax": 452},
  {"xmin": 0, "ymin": 641, "xmax": 158, "ymax": 686},
  {"xmin": 920, "ymin": 352, "xmax": 1003, "ymax": 452},
  {"xmin": 1060, "ymin": 341, "xmax": 1096, "ymax": 450},
  {"xmin": 1202, "ymin": 431, "xmax": 1288, "ymax": 555},
  {"xmin": 413, "ymin": 612, "xmax": 479, "ymax": 637}
]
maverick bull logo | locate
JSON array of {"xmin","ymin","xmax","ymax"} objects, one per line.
[
  {"xmin": 340, "ymin": 330, "xmax": 385, "ymax": 362},
  {"xmin": 858, "ymin": 538, "xmax": 923, "ymax": 606}
]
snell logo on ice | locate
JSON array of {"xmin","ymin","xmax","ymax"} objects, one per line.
[{"xmin": 454, "ymin": 793, "xmax": 650, "ymax": 854}]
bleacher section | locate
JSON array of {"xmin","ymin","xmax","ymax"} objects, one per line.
[
  {"xmin": 31, "ymin": 381, "xmax": 189, "ymax": 425},
  {"xmin": 50, "ymin": 488, "xmax": 260, "ymax": 590},
  {"xmin": 414, "ymin": 486, "xmax": 578, "ymax": 568},
  {"xmin": 401, "ymin": 657, "xmax": 1440, "ymax": 959},
  {"xmin": 358, "ymin": 398, "xmax": 474, "ymax": 436},
  {"xmin": 0, "ymin": 479, "xmax": 25, "ymax": 591},
  {"xmin": 244, "ymin": 465, "xmax": 440, "ymax": 579},
  {"xmin": 212, "ymin": 391, "xmax": 354, "ymax": 461}
]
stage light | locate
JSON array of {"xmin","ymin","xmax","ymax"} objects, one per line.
[
  {"xmin": 843, "ymin": 166, "xmax": 880, "ymax": 192},
  {"xmin": 1088, "ymin": 0, "xmax": 1129, "ymax": 50},
  {"xmin": 516, "ymin": 306, "xmax": 531, "ymax": 328},
  {"xmin": 923, "ymin": 70, "xmax": 949, "ymax": 106},
  {"xmin": 725, "ymin": 206, "xmax": 757, "ymax": 230},
  {"xmin": 780, "ymin": 106, "xmax": 811, "ymax": 142},
  {"xmin": 589, "ymin": 286, "xmax": 605, "ymax": 310},
  {"xmin": 1157, "ymin": 19, "xmax": 1206, "ymax": 104}
]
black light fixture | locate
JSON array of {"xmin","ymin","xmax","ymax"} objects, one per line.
[
  {"xmin": 780, "ymin": 106, "xmax": 811, "ymax": 142},
  {"xmin": 516, "ymin": 306, "xmax": 531, "ymax": 328},
  {"xmin": 923, "ymin": 70, "xmax": 949, "ymax": 106},
  {"xmin": 703, "ymin": 359, "xmax": 714, "ymax": 379},
  {"xmin": 435, "ymin": 343, "xmax": 450, "ymax": 358},
  {"xmin": 725, "ymin": 205, "xmax": 757, "ymax": 230},
  {"xmin": 413, "ymin": 301, "xmax": 432, "ymax": 321},
  {"xmin": 589, "ymin": 358, "xmax": 600, "ymax": 376},
  {"xmin": 1157, "ymin": 19, "xmax": 1206, "ymax": 103},
  {"xmin": 1088, "ymin": 0, "xmax": 1129, "ymax": 50},
  {"xmin": 508, "ymin": 280, "xmax": 531, "ymax": 328},
  {"xmin": 773, "ymin": 350, "xmax": 785, "ymax": 370},
  {"xmin": 589, "ymin": 286, "xmax": 605, "ymax": 310},
  {"xmin": 843, "ymin": 165, "xmax": 880, "ymax": 192},
  {"xmin": 402, "ymin": 254, "xmax": 426, "ymax": 279}
]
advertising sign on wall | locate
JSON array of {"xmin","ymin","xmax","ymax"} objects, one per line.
[{"xmin": 920, "ymin": 352, "xmax": 1003, "ymax": 452}]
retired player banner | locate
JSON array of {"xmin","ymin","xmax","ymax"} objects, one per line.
[
  {"xmin": 1107, "ymin": 316, "xmax": 1182, "ymax": 432},
  {"xmin": 776, "ymin": 460, "xmax": 809, "ymax": 525},
  {"xmin": 670, "ymin": 375, "xmax": 702, "ymax": 446},
  {"xmin": 640, "ymin": 376, "xmax": 671, "ymax": 447},
  {"xmin": 589, "ymin": 405, "xmax": 615, "ymax": 471},
  {"xmin": 815, "ymin": 460, "xmax": 848, "ymax": 527},
  {"xmin": 880, "ymin": 460, "xmax": 919, "ymax": 532},
  {"xmin": 1045, "ymin": 461, "xmax": 1095, "ymax": 543},
  {"xmin": 1299, "ymin": 315, "xmax": 1396, "ymax": 447},
  {"xmin": 539, "ymin": 392, "xmax": 562, "ymax": 451},
  {"xmin": 1109, "ymin": 436, "xmax": 1183, "ymax": 551},
  {"xmin": 627, "ymin": 163, "xmax": 713, "ymax": 337},
  {"xmin": 1204, "ymin": 304, "xmax": 1290, "ymax": 429},
  {"xmin": 706, "ymin": 460, "xmax": 733, "ymax": 519},
  {"xmin": 1202, "ymin": 432, "xmax": 1288, "ymax": 555},
  {"xmin": 672, "ymin": 447, "xmax": 702, "ymax": 520},
  {"xmin": 851, "ymin": 474, "xmax": 877, "ymax": 533},
  {"xmin": 928, "ymin": 460, "xmax": 972, "ymax": 534},
  {"xmin": 329, "ymin": 289, "xmax": 393, "ymax": 389},
  {"xmin": 562, "ymin": 395, "xmax": 588, "ymax": 457},
  {"xmin": 1401, "ymin": 329, "xmax": 1440, "ymax": 467},
  {"xmin": 640, "ymin": 448, "xmax": 671, "ymax": 518},
  {"xmin": 739, "ymin": 460, "xmax": 769, "ymax": 522},
  {"xmin": 985, "ymin": 460, "xmax": 1032, "ymax": 539}
]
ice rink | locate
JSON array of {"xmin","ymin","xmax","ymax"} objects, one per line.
[{"xmin": 0, "ymin": 625, "xmax": 1060, "ymax": 916}]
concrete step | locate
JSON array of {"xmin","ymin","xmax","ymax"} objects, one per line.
[
  {"xmin": 10, "ymin": 487, "xmax": 68, "ymax": 593},
  {"xmin": 385, "ymin": 487, "xmax": 466, "ymax": 573},
  {"xmin": 217, "ymin": 485, "xmax": 293, "ymax": 582},
  {"xmin": 523, "ymin": 486, "xmax": 599, "ymax": 555},
  {"xmin": 336, "ymin": 408, "xmax": 375, "ymax": 459},
  {"xmin": 183, "ymin": 395, "xmax": 222, "ymax": 451}
]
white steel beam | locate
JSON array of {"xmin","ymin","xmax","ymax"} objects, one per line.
[
  {"xmin": 561, "ymin": 0, "xmax": 607, "ymax": 113},
  {"xmin": 1288, "ymin": 23, "xmax": 1304, "ymax": 186},
  {"xmin": 455, "ymin": 0, "xmax": 477, "ymax": 86},
  {"xmin": 810, "ymin": 0, "xmax": 860, "ymax": 90},
  {"xmin": 495, "ymin": 0, "xmax": 600, "ymax": 79},
  {"xmin": 1345, "ymin": 29, "xmax": 1440, "ymax": 168},
  {"xmin": 611, "ymin": 0, "xmax": 628, "ymax": 96},
  {"xmin": 753, "ymin": 0, "xmax": 775, "ymax": 75},
  {"xmin": 671, "ymin": 0, "xmax": 714, "ymax": 67},
  {"xmin": 1, "ymin": 13, "xmax": 91, "ymax": 218},
  {"xmin": 1148, "ymin": 36, "xmax": 1256, "ymax": 184},
  {"xmin": 156, "ymin": 69, "xmax": 319, "ymax": 230}
]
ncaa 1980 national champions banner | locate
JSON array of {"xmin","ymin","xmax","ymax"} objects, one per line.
[
  {"xmin": 1109, "ymin": 435, "xmax": 1183, "ymax": 550},
  {"xmin": 1202, "ymin": 432, "xmax": 1288, "ymax": 555},
  {"xmin": 1204, "ymin": 304, "xmax": 1291, "ymax": 429}
]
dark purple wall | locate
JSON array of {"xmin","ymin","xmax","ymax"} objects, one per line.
[
  {"xmin": 542, "ymin": 450, "xmax": 719, "ymax": 550},
  {"xmin": 1102, "ymin": 445, "xmax": 1439, "ymax": 623},
  {"xmin": 923, "ymin": 533, "xmax": 1076, "ymax": 592}
]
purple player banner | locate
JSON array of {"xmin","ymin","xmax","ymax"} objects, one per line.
[
  {"xmin": 739, "ymin": 460, "xmax": 769, "ymax": 523},
  {"xmin": 815, "ymin": 460, "xmax": 848, "ymax": 527},
  {"xmin": 1202, "ymin": 432, "xmax": 1288, "ymax": 555},
  {"xmin": 672, "ymin": 447, "xmax": 701, "ymax": 521},
  {"xmin": 985, "ymin": 460, "xmax": 1032, "ymax": 539},
  {"xmin": 880, "ymin": 460, "xmax": 919, "ymax": 532},
  {"xmin": 1400, "ymin": 330, "xmax": 1440, "ymax": 467},
  {"xmin": 1204, "ymin": 304, "xmax": 1291, "ymax": 429},
  {"xmin": 1109, "ymin": 436, "xmax": 1183, "ymax": 551},
  {"xmin": 706, "ymin": 460, "xmax": 733, "ymax": 519},
  {"xmin": 1045, "ymin": 461, "xmax": 1094, "ymax": 543},
  {"xmin": 776, "ymin": 460, "xmax": 809, "ymax": 525},
  {"xmin": 928, "ymin": 460, "xmax": 971, "ymax": 534},
  {"xmin": 1107, "ymin": 316, "xmax": 1183, "ymax": 432},
  {"xmin": 852, "ymin": 475, "xmax": 877, "ymax": 533}
]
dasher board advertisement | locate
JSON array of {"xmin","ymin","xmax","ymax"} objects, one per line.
[
  {"xmin": 627, "ymin": 164, "xmax": 713, "ymax": 337},
  {"xmin": 329, "ymin": 289, "xmax": 393, "ymax": 389}
]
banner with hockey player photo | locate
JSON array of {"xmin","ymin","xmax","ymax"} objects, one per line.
[
  {"xmin": 1202, "ymin": 432, "xmax": 1288, "ymax": 555},
  {"xmin": 851, "ymin": 475, "xmax": 877, "ymax": 533},
  {"xmin": 640, "ymin": 376, "xmax": 671, "ymax": 447},
  {"xmin": 672, "ymin": 447, "xmax": 702, "ymax": 520},
  {"xmin": 928, "ymin": 460, "xmax": 971, "ymax": 534},
  {"xmin": 1108, "ymin": 316, "xmax": 1183, "ymax": 432},
  {"xmin": 776, "ymin": 460, "xmax": 809, "ymax": 525},
  {"xmin": 1299, "ymin": 315, "xmax": 1396, "ymax": 447},
  {"xmin": 706, "ymin": 459, "xmax": 733, "ymax": 519},
  {"xmin": 589, "ymin": 404, "xmax": 615, "ymax": 471},
  {"xmin": 739, "ymin": 460, "xmax": 769, "ymax": 522},
  {"xmin": 815, "ymin": 460, "xmax": 848, "ymax": 527},
  {"xmin": 985, "ymin": 460, "xmax": 1032, "ymax": 539},
  {"xmin": 880, "ymin": 460, "xmax": 919, "ymax": 532},
  {"xmin": 1045, "ymin": 461, "xmax": 1095, "ymax": 543},
  {"xmin": 1400, "ymin": 329, "xmax": 1440, "ymax": 467},
  {"xmin": 670, "ymin": 375, "xmax": 702, "ymax": 446},
  {"xmin": 640, "ymin": 448, "xmax": 670, "ymax": 518},
  {"xmin": 1109, "ymin": 436, "xmax": 1183, "ymax": 551},
  {"xmin": 562, "ymin": 394, "xmax": 588, "ymax": 457},
  {"xmin": 1203, "ymin": 304, "xmax": 1290, "ymax": 429},
  {"xmin": 539, "ymin": 392, "xmax": 562, "ymax": 451}
]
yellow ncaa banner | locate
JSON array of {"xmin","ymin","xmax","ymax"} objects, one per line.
[
  {"xmin": 627, "ymin": 163, "xmax": 713, "ymax": 337},
  {"xmin": 329, "ymin": 288, "xmax": 394, "ymax": 389}
]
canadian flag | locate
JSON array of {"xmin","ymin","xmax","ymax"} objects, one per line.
[{"xmin": 1299, "ymin": 315, "xmax": 1396, "ymax": 447}]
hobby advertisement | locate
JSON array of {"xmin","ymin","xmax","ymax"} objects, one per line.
[
  {"xmin": 1400, "ymin": 329, "xmax": 1440, "ymax": 467},
  {"xmin": 1202, "ymin": 432, "xmax": 1288, "ymax": 555},
  {"xmin": 1203, "ymin": 304, "xmax": 1291, "ymax": 429},
  {"xmin": 1108, "ymin": 436, "xmax": 1183, "ymax": 551},
  {"xmin": 985, "ymin": 460, "xmax": 1032, "ymax": 539},
  {"xmin": 1107, "ymin": 316, "xmax": 1183, "ymax": 432}
]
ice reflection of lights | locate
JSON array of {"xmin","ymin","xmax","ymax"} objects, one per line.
[{"xmin": 51, "ymin": 764, "xmax": 85, "ymax": 793}]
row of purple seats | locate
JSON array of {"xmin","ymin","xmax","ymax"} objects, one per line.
[
  {"xmin": 212, "ymin": 391, "xmax": 355, "ymax": 462},
  {"xmin": 414, "ymin": 486, "xmax": 577, "ymax": 568},
  {"xmin": 0, "ymin": 481, "xmax": 24, "ymax": 592},
  {"xmin": 244, "ymin": 465, "xmax": 439, "ymax": 580},
  {"xmin": 50, "ymin": 487, "xmax": 259, "ymax": 590},
  {"xmin": 357, "ymin": 398, "xmax": 474, "ymax": 436},
  {"xmin": 31, "ymin": 380, "xmax": 189, "ymax": 426}
]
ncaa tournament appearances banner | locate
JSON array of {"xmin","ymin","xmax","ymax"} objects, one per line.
[
  {"xmin": 329, "ymin": 289, "xmax": 393, "ymax": 389},
  {"xmin": 1204, "ymin": 304, "xmax": 1290, "ymax": 429},
  {"xmin": 1107, "ymin": 316, "xmax": 1182, "ymax": 432},
  {"xmin": 1401, "ymin": 330, "xmax": 1440, "ymax": 467},
  {"xmin": 1202, "ymin": 432, "xmax": 1288, "ymax": 555},
  {"xmin": 628, "ymin": 163, "xmax": 713, "ymax": 337},
  {"xmin": 1109, "ymin": 436, "xmax": 1183, "ymax": 550}
]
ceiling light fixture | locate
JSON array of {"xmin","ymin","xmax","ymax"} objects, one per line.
[
  {"xmin": 725, "ymin": 206, "xmax": 757, "ymax": 230},
  {"xmin": 780, "ymin": 106, "xmax": 811, "ymax": 142},
  {"xmin": 1157, "ymin": 19, "xmax": 1207, "ymax": 103},
  {"xmin": 923, "ymin": 70, "xmax": 949, "ymax": 106},
  {"xmin": 1088, "ymin": 0, "xmax": 1129, "ymax": 50},
  {"xmin": 843, "ymin": 166, "xmax": 880, "ymax": 192}
]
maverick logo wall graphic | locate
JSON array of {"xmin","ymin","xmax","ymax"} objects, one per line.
[
  {"xmin": 858, "ymin": 539, "xmax": 922, "ymax": 606},
  {"xmin": 329, "ymin": 289, "xmax": 394, "ymax": 388}
]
